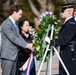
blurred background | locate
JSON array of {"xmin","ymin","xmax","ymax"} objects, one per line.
[
  {"xmin": 0, "ymin": 0, "xmax": 76, "ymax": 75},
  {"xmin": 0, "ymin": 0, "xmax": 76, "ymax": 27}
]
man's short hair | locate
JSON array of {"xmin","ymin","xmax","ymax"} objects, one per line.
[{"xmin": 10, "ymin": 5, "xmax": 23, "ymax": 15}]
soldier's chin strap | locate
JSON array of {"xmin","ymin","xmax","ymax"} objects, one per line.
[{"xmin": 69, "ymin": 41, "xmax": 75, "ymax": 60}]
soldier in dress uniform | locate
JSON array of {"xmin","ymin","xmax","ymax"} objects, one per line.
[{"xmin": 49, "ymin": 3, "xmax": 76, "ymax": 75}]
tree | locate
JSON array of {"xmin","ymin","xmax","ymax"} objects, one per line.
[
  {"xmin": 0, "ymin": 0, "xmax": 18, "ymax": 24},
  {"xmin": 0, "ymin": 0, "xmax": 76, "ymax": 26},
  {"xmin": 62, "ymin": 0, "xmax": 75, "ymax": 3},
  {"xmin": 27, "ymin": 0, "xmax": 76, "ymax": 26},
  {"xmin": 28, "ymin": 0, "xmax": 55, "ymax": 26}
]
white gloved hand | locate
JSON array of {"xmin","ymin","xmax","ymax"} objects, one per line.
[{"xmin": 45, "ymin": 36, "xmax": 50, "ymax": 44}]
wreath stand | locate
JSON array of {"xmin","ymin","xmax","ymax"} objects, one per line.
[{"xmin": 37, "ymin": 24, "xmax": 70, "ymax": 75}]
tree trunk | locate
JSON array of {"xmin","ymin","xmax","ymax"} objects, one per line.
[{"xmin": 28, "ymin": 0, "xmax": 54, "ymax": 27}]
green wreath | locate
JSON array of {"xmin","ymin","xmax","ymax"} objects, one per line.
[{"xmin": 33, "ymin": 12, "xmax": 60, "ymax": 61}]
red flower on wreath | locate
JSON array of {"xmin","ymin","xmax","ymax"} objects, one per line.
[
  {"xmin": 74, "ymin": 9, "xmax": 76, "ymax": 13},
  {"xmin": 33, "ymin": 11, "xmax": 60, "ymax": 61},
  {"xmin": 36, "ymin": 27, "xmax": 40, "ymax": 31}
]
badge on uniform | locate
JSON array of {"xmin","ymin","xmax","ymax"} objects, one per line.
[{"xmin": 69, "ymin": 22, "xmax": 75, "ymax": 25}]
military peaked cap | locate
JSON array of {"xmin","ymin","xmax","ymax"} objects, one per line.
[{"xmin": 60, "ymin": 3, "xmax": 74, "ymax": 12}]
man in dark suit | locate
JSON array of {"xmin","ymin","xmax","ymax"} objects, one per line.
[
  {"xmin": 45, "ymin": 3, "xmax": 76, "ymax": 75},
  {"xmin": 0, "ymin": 5, "xmax": 33, "ymax": 75}
]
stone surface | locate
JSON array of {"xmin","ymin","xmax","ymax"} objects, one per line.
[{"xmin": 35, "ymin": 52, "xmax": 59, "ymax": 75}]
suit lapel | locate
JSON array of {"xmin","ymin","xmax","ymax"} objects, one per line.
[{"xmin": 8, "ymin": 18, "xmax": 19, "ymax": 37}]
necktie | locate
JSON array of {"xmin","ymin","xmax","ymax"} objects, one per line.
[{"xmin": 14, "ymin": 22, "xmax": 18, "ymax": 32}]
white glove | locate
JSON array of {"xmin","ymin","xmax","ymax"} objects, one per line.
[{"xmin": 45, "ymin": 36, "xmax": 50, "ymax": 44}]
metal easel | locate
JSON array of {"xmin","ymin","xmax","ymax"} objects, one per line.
[{"xmin": 37, "ymin": 24, "xmax": 70, "ymax": 75}]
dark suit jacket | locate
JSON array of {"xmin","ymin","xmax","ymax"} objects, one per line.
[{"xmin": 55, "ymin": 17, "xmax": 76, "ymax": 75}]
